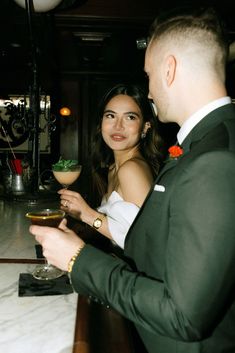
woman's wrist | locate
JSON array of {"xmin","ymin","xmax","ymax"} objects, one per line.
[
  {"xmin": 92, "ymin": 212, "xmax": 106, "ymax": 230},
  {"xmin": 82, "ymin": 210, "xmax": 105, "ymax": 229}
]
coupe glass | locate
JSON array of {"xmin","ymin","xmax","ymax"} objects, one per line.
[
  {"xmin": 26, "ymin": 208, "xmax": 65, "ymax": 280},
  {"xmin": 52, "ymin": 164, "xmax": 82, "ymax": 189}
]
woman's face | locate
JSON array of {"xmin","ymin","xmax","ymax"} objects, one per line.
[{"xmin": 101, "ymin": 94, "xmax": 144, "ymax": 152}]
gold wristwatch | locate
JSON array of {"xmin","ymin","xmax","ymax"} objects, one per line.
[{"xmin": 92, "ymin": 215, "xmax": 104, "ymax": 229}]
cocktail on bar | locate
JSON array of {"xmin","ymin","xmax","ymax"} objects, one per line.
[{"xmin": 25, "ymin": 208, "xmax": 65, "ymax": 280}]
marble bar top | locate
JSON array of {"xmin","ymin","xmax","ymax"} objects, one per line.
[
  {"xmin": 0, "ymin": 200, "xmax": 136, "ymax": 353},
  {"xmin": 0, "ymin": 199, "xmax": 59, "ymax": 259},
  {"xmin": 0, "ymin": 263, "xmax": 78, "ymax": 353}
]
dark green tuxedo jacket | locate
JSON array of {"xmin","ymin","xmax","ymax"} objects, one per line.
[{"xmin": 71, "ymin": 103, "xmax": 235, "ymax": 353}]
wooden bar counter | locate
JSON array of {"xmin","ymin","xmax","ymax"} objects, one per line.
[
  {"xmin": 0, "ymin": 198, "xmax": 138, "ymax": 353},
  {"xmin": 73, "ymin": 295, "xmax": 135, "ymax": 353}
]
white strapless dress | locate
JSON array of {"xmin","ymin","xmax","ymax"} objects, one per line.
[{"xmin": 97, "ymin": 191, "xmax": 140, "ymax": 249}]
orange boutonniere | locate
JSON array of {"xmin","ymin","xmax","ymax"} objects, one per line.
[{"xmin": 168, "ymin": 145, "xmax": 183, "ymax": 159}]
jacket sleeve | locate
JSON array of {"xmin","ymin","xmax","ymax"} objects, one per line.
[{"xmin": 70, "ymin": 151, "xmax": 235, "ymax": 341}]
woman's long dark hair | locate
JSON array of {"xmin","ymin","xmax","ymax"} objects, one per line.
[{"xmin": 91, "ymin": 83, "xmax": 165, "ymax": 201}]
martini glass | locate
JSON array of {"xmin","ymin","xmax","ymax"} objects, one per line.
[
  {"xmin": 52, "ymin": 164, "xmax": 82, "ymax": 189},
  {"xmin": 26, "ymin": 209, "xmax": 65, "ymax": 280}
]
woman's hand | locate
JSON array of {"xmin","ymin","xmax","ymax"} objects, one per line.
[
  {"xmin": 29, "ymin": 218, "xmax": 85, "ymax": 271},
  {"xmin": 58, "ymin": 189, "xmax": 92, "ymax": 222}
]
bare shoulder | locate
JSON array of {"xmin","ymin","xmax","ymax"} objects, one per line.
[
  {"xmin": 118, "ymin": 158, "xmax": 153, "ymax": 182},
  {"xmin": 117, "ymin": 158, "xmax": 153, "ymax": 206}
]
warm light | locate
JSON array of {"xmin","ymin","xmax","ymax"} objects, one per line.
[
  {"xmin": 14, "ymin": 0, "xmax": 63, "ymax": 12},
  {"xmin": 60, "ymin": 107, "xmax": 71, "ymax": 117}
]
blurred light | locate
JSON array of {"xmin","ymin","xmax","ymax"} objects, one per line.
[
  {"xmin": 14, "ymin": 0, "xmax": 63, "ymax": 12},
  {"xmin": 60, "ymin": 107, "xmax": 71, "ymax": 117},
  {"xmin": 136, "ymin": 38, "xmax": 147, "ymax": 50}
]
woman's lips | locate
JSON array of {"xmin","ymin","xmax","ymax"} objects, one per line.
[{"xmin": 110, "ymin": 134, "xmax": 126, "ymax": 141}]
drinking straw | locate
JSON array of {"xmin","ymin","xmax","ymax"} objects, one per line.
[
  {"xmin": 1, "ymin": 125, "xmax": 16, "ymax": 159},
  {"xmin": 10, "ymin": 159, "xmax": 17, "ymax": 174},
  {"xmin": 1, "ymin": 126, "xmax": 23, "ymax": 174}
]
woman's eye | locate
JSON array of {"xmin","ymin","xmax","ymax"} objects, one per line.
[
  {"xmin": 127, "ymin": 114, "xmax": 137, "ymax": 120},
  {"xmin": 104, "ymin": 113, "xmax": 114, "ymax": 119}
]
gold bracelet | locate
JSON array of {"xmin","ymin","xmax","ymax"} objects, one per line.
[{"xmin": 67, "ymin": 244, "xmax": 85, "ymax": 273}]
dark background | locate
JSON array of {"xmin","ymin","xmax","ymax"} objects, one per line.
[{"xmin": 0, "ymin": 0, "xmax": 235, "ymax": 201}]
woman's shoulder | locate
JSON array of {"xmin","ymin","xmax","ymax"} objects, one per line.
[
  {"xmin": 117, "ymin": 157, "xmax": 153, "ymax": 183},
  {"xmin": 119, "ymin": 157, "xmax": 151, "ymax": 174},
  {"xmin": 116, "ymin": 157, "xmax": 153, "ymax": 206}
]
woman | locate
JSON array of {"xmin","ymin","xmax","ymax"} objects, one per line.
[{"xmin": 59, "ymin": 83, "xmax": 164, "ymax": 248}]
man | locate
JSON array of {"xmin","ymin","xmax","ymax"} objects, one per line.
[{"xmin": 31, "ymin": 6, "xmax": 235, "ymax": 352}]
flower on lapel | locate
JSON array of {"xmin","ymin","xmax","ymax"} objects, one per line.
[{"xmin": 168, "ymin": 145, "xmax": 183, "ymax": 159}]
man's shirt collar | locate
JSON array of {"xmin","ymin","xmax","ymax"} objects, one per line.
[{"xmin": 177, "ymin": 96, "xmax": 231, "ymax": 145}]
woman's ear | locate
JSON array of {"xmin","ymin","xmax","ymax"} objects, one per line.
[
  {"xmin": 165, "ymin": 55, "xmax": 176, "ymax": 86},
  {"xmin": 144, "ymin": 121, "xmax": 151, "ymax": 133}
]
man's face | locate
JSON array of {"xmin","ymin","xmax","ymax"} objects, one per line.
[{"xmin": 144, "ymin": 42, "xmax": 169, "ymax": 123}]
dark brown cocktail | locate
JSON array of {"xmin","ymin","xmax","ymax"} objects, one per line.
[
  {"xmin": 25, "ymin": 208, "xmax": 65, "ymax": 280},
  {"xmin": 26, "ymin": 209, "xmax": 65, "ymax": 227}
]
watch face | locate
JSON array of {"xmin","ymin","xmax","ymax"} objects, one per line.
[{"xmin": 93, "ymin": 218, "xmax": 102, "ymax": 229}]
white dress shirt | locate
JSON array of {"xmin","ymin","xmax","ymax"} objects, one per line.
[{"xmin": 177, "ymin": 97, "xmax": 232, "ymax": 145}]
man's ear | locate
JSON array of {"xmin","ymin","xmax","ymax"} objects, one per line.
[{"xmin": 165, "ymin": 55, "xmax": 176, "ymax": 86}]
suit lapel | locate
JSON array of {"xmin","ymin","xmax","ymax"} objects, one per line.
[
  {"xmin": 180, "ymin": 103, "xmax": 235, "ymax": 151},
  {"xmin": 143, "ymin": 104, "xmax": 235, "ymax": 208},
  {"xmin": 155, "ymin": 156, "xmax": 181, "ymax": 182},
  {"xmin": 160, "ymin": 103, "xmax": 235, "ymax": 178},
  {"xmin": 125, "ymin": 103, "xmax": 235, "ymax": 249}
]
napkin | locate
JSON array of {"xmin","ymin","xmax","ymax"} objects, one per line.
[{"xmin": 18, "ymin": 273, "xmax": 74, "ymax": 297}]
